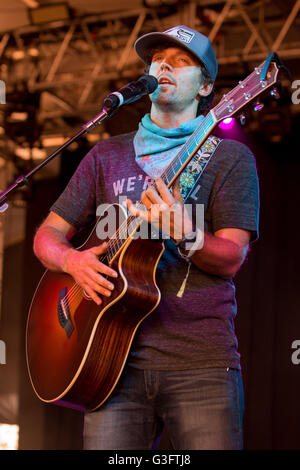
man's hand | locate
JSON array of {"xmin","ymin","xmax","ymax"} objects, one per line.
[
  {"xmin": 33, "ymin": 212, "xmax": 118, "ymax": 306},
  {"xmin": 63, "ymin": 244, "xmax": 118, "ymax": 306},
  {"xmin": 127, "ymin": 176, "xmax": 193, "ymax": 242}
]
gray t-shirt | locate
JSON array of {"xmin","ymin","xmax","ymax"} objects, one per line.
[{"xmin": 51, "ymin": 131, "xmax": 259, "ymax": 371}]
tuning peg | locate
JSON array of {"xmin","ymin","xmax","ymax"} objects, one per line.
[
  {"xmin": 239, "ymin": 113, "xmax": 246, "ymax": 126},
  {"xmin": 253, "ymin": 101, "xmax": 264, "ymax": 112},
  {"xmin": 270, "ymin": 87, "xmax": 280, "ymax": 99}
]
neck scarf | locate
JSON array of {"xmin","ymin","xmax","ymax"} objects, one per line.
[{"xmin": 134, "ymin": 113, "xmax": 204, "ymax": 178}]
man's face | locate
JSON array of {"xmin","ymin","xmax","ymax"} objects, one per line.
[{"xmin": 148, "ymin": 46, "xmax": 205, "ymax": 112}]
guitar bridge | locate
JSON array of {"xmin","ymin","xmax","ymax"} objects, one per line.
[{"xmin": 57, "ymin": 287, "xmax": 74, "ymax": 338}]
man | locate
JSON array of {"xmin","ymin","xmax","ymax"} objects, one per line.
[{"xmin": 33, "ymin": 25, "xmax": 259, "ymax": 449}]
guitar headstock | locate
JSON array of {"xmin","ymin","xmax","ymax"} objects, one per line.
[{"xmin": 213, "ymin": 61, "xmax": 281, "ymax": 123}]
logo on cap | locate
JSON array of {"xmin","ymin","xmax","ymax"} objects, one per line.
[{"xmin": 166, "ymin": 27, "xmax": 195, "ymax": 44}]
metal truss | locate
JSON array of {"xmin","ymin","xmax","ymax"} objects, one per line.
[{"xmin": 0, "ymin": 0, "xmax": 299, "ymax": 141}]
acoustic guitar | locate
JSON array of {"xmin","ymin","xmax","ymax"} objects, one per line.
[{"xmin": 26, "ymin": 58, "xmax": 280, "ymax": 411}]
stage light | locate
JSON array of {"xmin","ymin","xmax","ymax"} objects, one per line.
[
  {"xmin": 219, "ymin": 117, "xmax": 234, "ymax": 129},
  {"xmin": 28, "ymin": 47, "xmax": 39, "ymax": 57},
  {"xmin": 11, "ymin": 50, "xmax": 25, "ymax": 61},
  {"xmin": 8, "ymin": 112, "xmax": 29, "ymax": 122},
  {"xmin": 0, "ymin": 424, "xmax": 19, "ymax": 450},
  {"xmin": 42, "ymin": 136, "xmax": 66, "ymax": 147},
  {"xmin": 14, "ymin": 147, "xmax": 47, "ymax": 160}
]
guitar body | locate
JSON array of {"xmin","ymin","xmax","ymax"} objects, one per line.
[{"xmin": 26, "ymin": 205, "xmax": 164, "ymax": 411}]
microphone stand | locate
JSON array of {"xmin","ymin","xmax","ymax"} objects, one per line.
[{"xmin": 0, "ymin": 107, "xmax": 113, "ymax": 213}]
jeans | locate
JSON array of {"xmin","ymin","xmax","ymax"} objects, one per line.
[{"xmin": 83, "ymin": 366, "xmax": 244, "ymax": 450}]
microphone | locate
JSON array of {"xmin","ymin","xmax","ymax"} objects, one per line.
[{"xmin": 103, "ymin": 75, "xmax": 158, "ymax": 111}]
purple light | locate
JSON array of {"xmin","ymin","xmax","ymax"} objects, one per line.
[{"xmin": 219, "ymin": 117, "xmax": 234, "ymax": 129}]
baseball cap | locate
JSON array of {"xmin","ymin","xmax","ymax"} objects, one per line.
[{"xmin": 134, "ymin": 25, "xmax": 218, "ymax": 82}]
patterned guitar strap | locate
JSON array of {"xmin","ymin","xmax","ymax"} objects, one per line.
[
  {"xmin": 179, "ymin": 134, "xmax": 222, "ymax": 201},
  {"xmin": 176, "ymin": 134, "xmax": 222, "ymax": 298}
]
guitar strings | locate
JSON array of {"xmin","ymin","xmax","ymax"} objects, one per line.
[{"xmin": 61, "ymin": 253, "xmax": 108, "ymax": 306}]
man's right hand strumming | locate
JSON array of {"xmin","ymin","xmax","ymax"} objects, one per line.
[{"xmin": 62, "ymin": 245, "xmax": 118, "ymax": 306}]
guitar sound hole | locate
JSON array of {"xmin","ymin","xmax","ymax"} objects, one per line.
[{"xmin": 57, "ymin": 287, "xmax": 74, "ymax": 338}]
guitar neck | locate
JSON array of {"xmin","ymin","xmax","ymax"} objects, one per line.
[{"xmin": 105, "ymin": 110, "xmax": 217, "ymax": 263}]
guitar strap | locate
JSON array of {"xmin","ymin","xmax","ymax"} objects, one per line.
[
  {"xmin": 176, "ymin": 135, "xmax": 222, "ymax": 298},
  {"xmin": 179, "ymin": 135, "xmax": 222, "ymax": 202}
]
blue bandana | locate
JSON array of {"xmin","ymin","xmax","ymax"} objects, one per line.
[{"xmin": 134, "ymin": 113, "xmax": 204, "ymax": 178}]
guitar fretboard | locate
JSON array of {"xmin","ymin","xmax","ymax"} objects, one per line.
[{"xmin": 160, "ymin": 110, "xmax": 216, "ymax": 187}]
